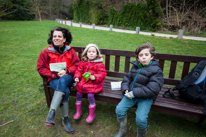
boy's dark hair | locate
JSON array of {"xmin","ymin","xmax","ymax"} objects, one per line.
[
  {"xmin": 47, "ymin": 27, "xmax": 72, "ymax": 45},
  {"xmin": 135, "ymin": 42, "xmax": 155, "ymax": 59}
]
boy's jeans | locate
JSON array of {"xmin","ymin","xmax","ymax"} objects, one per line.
[
  {"xmin": 49, "ymin": 75, "xmax": 74, "ymax": 102},
  {"xmin": 115, "ymin": 96, "xmax": 153, "ymax": 128}
]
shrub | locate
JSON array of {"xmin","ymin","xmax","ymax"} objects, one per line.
[
  {"xmin": 109, "ymin": 0, "xmax": 163, "ymax": 31},
  {"xmin": 73, "ymin": 0, "xmax": 108, "ymax": 25}
]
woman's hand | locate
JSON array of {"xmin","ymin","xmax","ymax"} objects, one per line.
[
  {"xmin": 58, "ymin": 70, "xmax": 67, "ymax": 77},
  {"xmin": 75, "ymin": 78, "xmax": 79, "ymax": 82},
  {"xmin": 89, "ymin": 75, "xmax": 96, "ymax": 80}
]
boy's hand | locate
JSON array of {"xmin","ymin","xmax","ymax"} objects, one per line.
[
  {"xmin": 89, "ymin": 75, "xmax": 96, "ymax": 80},
  {"xmin": 125, "ymin": 90, "xmax": 133, "ymax": 99},
  {"xmin": 127, "ymin": 96, "xmax": 133, "ymax": 100},
  {"xmin": 75, "ymin": 78, "xmax": 79, "ymax": 82}
]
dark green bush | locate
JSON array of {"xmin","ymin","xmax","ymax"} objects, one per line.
[
  {"xmin": 73, "ymin": 0, "xmax": 90, "ymax": 23},
  {"xmin": 73, "ymin": 0, "xmax": 108, "ymax": 25},
  {"xmin": 2, "ymin": 0, "xmax": 35, "ymax": 20},
  {"xmin": 73, "ymin": 0, "xmax": 162, "ymax": 31},
  {"xmin": 109, "ymin": 0, "xmax": 163, "ymax": 31}
]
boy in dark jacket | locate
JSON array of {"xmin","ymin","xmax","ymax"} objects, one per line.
[{"xmin": 114, "ymin": 43, "xmax": 164, "ymax": 137}]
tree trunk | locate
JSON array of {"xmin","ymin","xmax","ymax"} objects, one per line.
[
  {"xmin": 166, "ymin": 0, "xmax": 169, "ymax": 24},
  {"xmin": 166, "ymin": 0, "xmax": 168, "ymax": 19},
  {"xmin": 37, "ymin": 6, "xmax": 41, "ymax": 23},
  {"xmin": 169, "ymin": 0, "xmax": 171, "ymax": 17}
]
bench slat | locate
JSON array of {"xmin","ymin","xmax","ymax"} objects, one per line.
[
  {"xmin": 105, "ymin": 55, "xmax": 110, "ymax": 70},
  {"xmin": 163, "ymin": 78, "xmax": 179, "ymax": 85},
  {"xmin": 169, "ymin": 61, "xmax": 177, "ymax": 78},
  {"xmin": 101, "ymin": 49, "xmax": 135, "ymax": 57},
  {"xmin": 155, "ymin": 53, "xmax": 206, "ymax": 63},
  {"xmin": 151, "ymin": 104, "xmax": 203, "ymax": 121},
  {"xmin": 78, "ymin": 52, "xmax": 82, "ymax": 59},
  {"xmin": 115, "ymin": 55, "xmax": 120, "ymax": 72},
  {"xmin": 158, "ymin": 59, "xmax": 165, "ymax": 71},
  {"xmin": 181, "ymin": 62, "xmax": 190, "ymax": 79},
  {"xmin": 124, "ymin": 57, "xmax": 130, "ymax": 72},
  {"xmin": 106, "ymin": 71, "xmax": 127, "ymax": 78}
]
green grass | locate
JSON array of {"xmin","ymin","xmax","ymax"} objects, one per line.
[{"xmin": 0, "ymin": 21, "xmax": 206, "ymax": 137}]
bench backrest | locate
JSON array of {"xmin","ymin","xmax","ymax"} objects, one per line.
[{"xmin": 73, "ymin": 46, "xmax": 206, "ymax": 86}]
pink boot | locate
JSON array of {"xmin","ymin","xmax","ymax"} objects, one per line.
[
  {"xmin": 86, "ymin": 104, "xmax": 96, "ymax": 123},
  {"xmin": 73, "ymin": 102, "xmax": 82, "ymax": 120}
]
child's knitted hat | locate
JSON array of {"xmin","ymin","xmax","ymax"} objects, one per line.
[{"xmin": 82, "ymin": 44, "xmax": 102, "ymax": 57}]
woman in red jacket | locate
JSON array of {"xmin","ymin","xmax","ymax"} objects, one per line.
[
  {"xmin": 73, "ymin": 44, "xmax": 107, "ymax": 123},
  {"xmin": 37, "ymin": 27, "xmax": 80, "ymax": 134}
]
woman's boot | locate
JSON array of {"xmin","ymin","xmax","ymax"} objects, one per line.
[
  {"xmin": 73, "ymin": 102, "xmax": 82, "ymax": 119},
  {"xmin": 114, "ymin": 115, "xmax": 127, "ymax": 137},
  {"xmin": 137, "ymin": 126, "xmax": 148, "ymax": 137},
  {"xmin": 45, "ymin": 90, "xmax": 65, "ymax": 126},
  {"xmin": 86, "ymin": 104, "xmax": 96, "ymax": 123},
  {"xmin": 60, "ymin": 100, "xmax": 75, "ymax": 134}
]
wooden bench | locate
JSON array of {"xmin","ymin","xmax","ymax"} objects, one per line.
[{"xmin": 41, "ymin": 46, "xmax": 206, "ymax": 122}]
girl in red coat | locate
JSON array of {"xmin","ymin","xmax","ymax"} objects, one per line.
[{"xmin": 73, "ymin": 44, "xmax": 107, "ymax": 123}]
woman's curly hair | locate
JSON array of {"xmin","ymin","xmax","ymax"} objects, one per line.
[{"xmin": 47, "ymin": 27, "xmax": 72, "ymax": 45}]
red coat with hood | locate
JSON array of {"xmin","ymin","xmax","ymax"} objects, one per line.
[
  {"xmin": 37, "ymin": 45, "xmax": 80, "ymax": 82},
  {"xmin": 74, "ymin": 58, "xmax": 107, "ymax": 94}
]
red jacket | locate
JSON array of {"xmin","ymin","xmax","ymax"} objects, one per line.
[
  {"xmin": 37, "ymin": 45, "xmax": 80, "ymax": 82},
  {"xmin": 74, "ymin": 58, "xmax": 107, "ymax": 94}
]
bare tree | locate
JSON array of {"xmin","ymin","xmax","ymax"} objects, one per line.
[
  {"xmin": 53, "ymin": 0, "xmax": 65, "ymax": 19},
  {"xmin": 166, "ymin": 0, "xmax": 168, "ymax": 19},
  {"xmin": 162, "ymin": 0, "xmax": 206, "ymax": 33},
  {"xmin": 30, "ymin": 0, "xmax": 47, "ymax": 22},
  {"xmin": 0, "ymin": 0, "xmax": 16, "ymax": 18},
  {"xmin": 47, "ymin": 0, "xmax": 55, "ymax": 19}
]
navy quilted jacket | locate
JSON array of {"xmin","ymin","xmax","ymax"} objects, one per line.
[{"xmin": 121, "ymin": 59, "xmax": 164, "ymax": 100}]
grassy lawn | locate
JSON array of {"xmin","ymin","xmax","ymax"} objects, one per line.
[{"xmin": 0, "ymin": 20, "xmax": 206, "ymax": 137}]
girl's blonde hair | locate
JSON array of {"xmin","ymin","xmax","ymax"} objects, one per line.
[{"xmin": 81, "ymin": 44, "xmax": 103, "ymax": 61}]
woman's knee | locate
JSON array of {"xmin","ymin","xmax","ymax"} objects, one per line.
[
  {"xmin": 59, "ymin": 78, "xmax": 67, "ymax": 84},
  {"xmin": 64, "ymin": 88, "xmax": 70, "ymax": 94},
  {"xmin": 59, "ymin": 75, "xmax": 73, "ymax": 85},
  {"xmin": 49, "ymin": 79, "xmax": 58, "ymax": 90}
]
